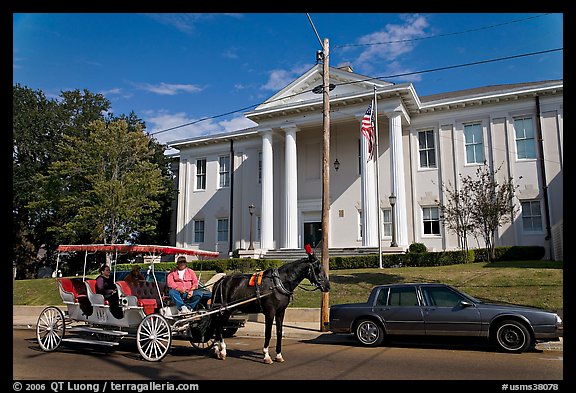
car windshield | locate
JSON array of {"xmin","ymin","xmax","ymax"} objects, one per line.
[{"xmin": 455, "ymin": 286, "xmax": 482, "ymax": 303}]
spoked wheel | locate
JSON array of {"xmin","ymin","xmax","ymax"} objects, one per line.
[
  {"xmin": 191, "ymin": 337, "xmax": 215, "ymax": 352},
  {"xmin": 494, "ymin": 319, "xmax": 532, "ymax": 353},
  {"xmin": 36, "ymin": 306, "xmax": 66, "ymax": 352},
  {"xmin": 136, "ymin": 314, "xmax": 172, "ymax": 362},
  {"xmin": 355, "ymin": 319, "xmax": 385, "ymax": 347},
  {"xmin": 189, "ymin": 306, "xmax": 215, "ymax": 351}
]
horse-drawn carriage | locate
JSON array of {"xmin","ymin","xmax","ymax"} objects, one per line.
[
  {"xmin": 36, "ymin": 243, "xmax": 330, "ymax": 363},
  {"xmin": 36, "ymin": 244, "xmax": 235, "ymax": 361}
]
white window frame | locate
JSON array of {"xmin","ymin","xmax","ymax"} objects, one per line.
[
  {"xmin": 520, "ymin": 200, "xmax": 544, "ymax": 234},
  {"xmin": 358, "ymin": 210, "xmax": 363, "ymax": 241},
  {"xmin": 216, "ymin": 218, "xmax": 229, "ymax": 242},
  {"xmin": 218, "ymin": 155, "xmax": 230, "ymax": 188},
  {"xmin": 195, "ymin": 158, "xmax": 207, "ymax": 191},
  {"xmin": 418, "ymin": 129, "xmax": 437, "ymax": 169},
  {"xmin": 422, "ymin": 206, "xmax": 441, "ymax": 237},
  {"xmin": 193, "ymin": 220, "xmax": 205, "ymax": 243},
  {"xmin": 514, "ymin": 117, "xmax": 537, "ymax": 160},
  {"xmin": 463, "ymin": 122, "xmax": 485, "ymax": 165},
  {"xmin": 381, "ymin": 208, "xmax": 392, "ymax": 238}
]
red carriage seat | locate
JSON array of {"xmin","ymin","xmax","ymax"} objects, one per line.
[
  {"xmin": 57, "ymin": 278, "xmax": 88, "ymax": 304},
  {"xmin": 117, "ymin": 280, "xmax": 158, "ymax": 315},
  {"xmin": 85, "ymin": 279, "xmax": 108, "ymax": 306}
]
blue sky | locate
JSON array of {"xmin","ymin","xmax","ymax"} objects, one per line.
[{"xmin": 13, "ymin": 13, "xmax": 563, "ymax": 146}]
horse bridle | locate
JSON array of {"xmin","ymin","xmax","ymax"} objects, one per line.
[{"xmin": 301, "ymin": 259, "xmax": 328, "ymax": 291}]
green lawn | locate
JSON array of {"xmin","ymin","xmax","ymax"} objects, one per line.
[{"xmin": 13, "ymin": 261, "xmax": 563, "ymax": 313}]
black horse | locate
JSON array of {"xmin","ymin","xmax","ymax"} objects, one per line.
[{"xmin": 209, "ymin": 246, "xmax": 330, "ymax": 363}]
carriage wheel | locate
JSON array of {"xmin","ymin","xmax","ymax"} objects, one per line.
[
  {"xmin": 136, "ymin": 314, "xmax": 172, "ymax": 362},
  {"xmin": 190, "ymin": 337, "xmax": 215, "ymax": 352},
  {"xmin": 36, "ymin": 306, "xmax": 65, "ymax": 352}
]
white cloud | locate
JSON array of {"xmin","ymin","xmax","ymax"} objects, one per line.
[
  {"xmin": 137, "ymin": 82, "xmax": 203, "ymax": 96},
  {"xmin": 145, "ymin": 110, "xmax": 257, "ymax": 148},
  {"xmin": 144, "ymin": 13, "xmax": 243, "ymax": 34},
  {"xmin": 355, "ymin": 14, "xmax": 429, "ymax": 76},
  {"xmin": 144, "ymin": 110, "xmax": 219, "ymax": 145},
  {"xmin": 219, "ymin": 115, "xmax": 257, "ymax": 132},
  {"xmin": 261, "ymin": 63, "xmax": 314, "ymax": 91}
]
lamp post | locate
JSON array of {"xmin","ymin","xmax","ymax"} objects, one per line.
[
  {"xmin": 248, "ymin": 204, "xmax": 255, "ymax": 250},
  {"xmin": 333, "ymin": 158, "xmax": 340, "ymax": 172},
  {"xmin": 389, "ymin": 195, "xmax": 397, "ymax": 247}
]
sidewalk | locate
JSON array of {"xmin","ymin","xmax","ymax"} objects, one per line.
[{"xmin": 14, "ymin": 305, "xmax": 562, "ymax": 350}]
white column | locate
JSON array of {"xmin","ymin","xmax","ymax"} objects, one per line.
[
  {"xmin": 282, "ymin": 125, "xmax": 298, "ymax": 249},
  {"xmin": 359, "ymin": 117, "xmax": 378, "ymax": 247},
  {"xmin": 260, "ymin": 129, "xmax": 274, "ymax": 250},
  {"xmin": 388, "ymin": 111, "xmax": 408, "ymax": 247}
]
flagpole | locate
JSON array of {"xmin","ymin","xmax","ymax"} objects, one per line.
[{"xmin": 373, "ymin": 86, "xmax": 383, "ymax": 269}]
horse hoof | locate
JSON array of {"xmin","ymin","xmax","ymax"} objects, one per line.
[
  {"xmin": 263, "ymin": 357, "xmax": 273, "ymax": 364},
  {"xmin": 275, "ymin": 355, "xmax": 285, "ymax": 363}
]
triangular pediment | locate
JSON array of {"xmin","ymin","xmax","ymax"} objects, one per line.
[{"xmin": 252, "ymin": 64, "xmax": 394, "ymax": 113}]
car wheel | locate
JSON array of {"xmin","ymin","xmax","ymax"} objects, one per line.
[
  {"xmin": 355, "ymin": 319, "xmax": 384, "ymax": 347},
  {"xmin": 494, "ymin": 319, "xmax": 532, "ymax": 353}
]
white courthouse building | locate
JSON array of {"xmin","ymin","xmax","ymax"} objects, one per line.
[{"xmin": 169, "ymin": 65, "xmax": 563, "ymax": 260}]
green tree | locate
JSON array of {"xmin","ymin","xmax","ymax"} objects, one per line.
[
  {"xmin": 14, "ymin": 85, "xmax": 175, "ymax": 277},
  {"xmin": 47, "ymin": 119, "xmax": 169, "ymax": 245}
]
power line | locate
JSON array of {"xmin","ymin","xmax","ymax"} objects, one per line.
[
  {"xmin": 333, "ymin": 14, "xmax": 552, "ymax": 49},
  {"xmin": 150, "ymin": 47, "xmax": 562, "ymax": 137}
]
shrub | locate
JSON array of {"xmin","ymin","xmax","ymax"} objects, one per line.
[{"xmin": 408, "ymin": 242, "xmax": 427, "ymax": 253}]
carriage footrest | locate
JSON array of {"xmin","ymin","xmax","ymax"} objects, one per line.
[
  {"xmin": 62, "ymin": 337, "xmax": 120, "ymax": 347},
  {"xmin": 68, "ymin": 326, "xmax": 129, "ymax": 337}
]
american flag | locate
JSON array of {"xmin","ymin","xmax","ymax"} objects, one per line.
[{"xmin": 361, "ymin": 102, "xmax": 375, "ymax": 160}]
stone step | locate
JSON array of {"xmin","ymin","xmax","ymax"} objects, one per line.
[{"xmin": 262, "ymin": 247, "xmax": 401, "ymax": 261}]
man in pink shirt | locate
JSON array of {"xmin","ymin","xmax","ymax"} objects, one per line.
[{"xmin": 167, "ymin": 256, "xmax": 202, "ymax": 314}]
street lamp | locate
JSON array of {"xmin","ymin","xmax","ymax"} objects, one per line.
[
  {"xmin": 248, "ymin": 204, "xmax": 255, "ymax": 250},
  {"xmin": 389, "ymin": 195, "xmax": 398, "ymax": 247},
  {"xmin": 333, "ymin": 158, "xmax": 340, "ymax": 172}
]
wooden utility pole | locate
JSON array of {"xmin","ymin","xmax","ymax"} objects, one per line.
[{"xmin": 320, "ymin": 37, "xmax": 330, "ymax": 332}]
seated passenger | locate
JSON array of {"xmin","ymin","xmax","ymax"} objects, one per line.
[
  {"xmin": 95, "ymin": 264, "xmax": 123, "ymax": 319},
  {"xmin": 124, "ymin": 265, "xmax": 145, "ymax": 285},
  {"xmin": 167, "ymin": 256, "xmax": 208, "ymax": 314}
]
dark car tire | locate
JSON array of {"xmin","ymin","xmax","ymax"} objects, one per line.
[
  {"xmin": 355, "ymin": 319, "xmax": 384, "ymax": 347},
  {"xmin": 494, "ymin": 319, "xmax": 532, "ymax": 353}
]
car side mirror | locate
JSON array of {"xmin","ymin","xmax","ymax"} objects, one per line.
[{"xmin": 460, "ymin": 300, "xmax": 474, "ymax": 307}]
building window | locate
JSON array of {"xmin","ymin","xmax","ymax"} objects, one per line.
[
  {"xmin": 358, "ymin": 210, "xmax": 363, "ymax": 239},
  {"xmin": 382, "ymin": 208, "xmax": 392, "ymax": 237},
  {"xmin": 257, "ymin": 216, "xmax": 261, "ymax": 243},
  {"xmin": 422, "ymin": 207, "xmax": 440, "ymax": 235},
  {"xmin": 193, "ymin": 220, "xmax": 205, "ymax": 243},
  {"xmin": 464, "ymin": 123, "xmax": 484, "ymax": 164},
  {"xmin": 217, "ymin": 218, "xmax": 229, "ymax": 242},
  {"xmin": 418, "ymin": 130, "xmax": 436, "ymax": 168},
  {"xmin": 195, "ymin": 158, "xmax": 206, "ymax": 190},
  {"xmin": 219, "ymin": 155, "xmax": 230, "ymax": 188},
  {"xmin": 515, "ymin": 117, "xmax": 536, "ymax": 159},
  {"xmin": 521, "ymin": 200, "xmax": 543, "ymax": 232},
  {"xmin": 258, "ymin": 151, "xmax": 262, "ymax": 184}
]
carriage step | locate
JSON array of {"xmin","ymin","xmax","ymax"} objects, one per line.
[
  {"xmin": 62, "ymin": 337, "xmax": 120, "ymax": 347},
  {"xmin": 68, "ymin": 326, "xmax": 129, "ymax": 336}
]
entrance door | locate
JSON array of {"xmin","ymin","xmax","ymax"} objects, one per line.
[{"xmin": 303, "ymin": 222, "xmax": 322, "ymax": 249}]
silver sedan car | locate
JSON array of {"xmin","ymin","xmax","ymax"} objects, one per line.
[{"xmin": 329, "ymin": 283, "xmax": 562, "ymax": 352}]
